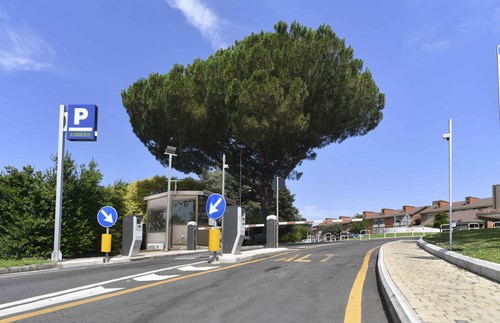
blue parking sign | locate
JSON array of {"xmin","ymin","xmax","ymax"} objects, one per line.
[{"xmin": 67, "ymin": 105, "xmax": 98, "ymax": 141}]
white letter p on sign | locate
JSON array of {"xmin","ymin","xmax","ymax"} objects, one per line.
[{"xmin": 74, "ymin": 108, "xmax": 88, "ymax": 125}]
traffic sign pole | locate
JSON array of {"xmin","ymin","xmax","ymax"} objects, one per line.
[
  {"xmin": 52, "ymin": 104, "xmax": 98, "ymax": 261},
  {"xmin": 51, "ymin": 104, "xmax": 66, "ymax": 261},
  {"xmin": 97, "ymin": 206, "xmax": 118, "ymax": 263},
  {"xmin": 206, "ymin": 193, "xmax": 226, "ymax": 261}
]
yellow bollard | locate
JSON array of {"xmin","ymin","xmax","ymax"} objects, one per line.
[
  {"xmin": 208, "ymin": 228, "xmax": 221, "ymax": 252},
  {"xmin": 101, "ymin": 233, "xmax": 112, "ymax": 253}
]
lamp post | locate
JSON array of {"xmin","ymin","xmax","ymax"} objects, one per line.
[
  {"xmin": 239, "ymin": 150, "xmax": 242, "ymax": 206},
  {"xmin": 164, "ymin": 145, "xmax": 177, "ymax": 251},
  {"xmin": 222, "ymin": 154, "xmax": 229, "ymax": 198},
  {"xmin": 442, "ymin": 119, "xmax": 452, "ymax": 250}
]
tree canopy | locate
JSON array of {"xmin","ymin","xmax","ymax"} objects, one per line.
[{"xmin": 122, "ymin": 21, "xmax": 385, "ymax": 218}]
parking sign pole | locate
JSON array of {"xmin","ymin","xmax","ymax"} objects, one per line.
[{"xmin": 51, "ymin": 104, "xmax": 66, "ymax": 261}]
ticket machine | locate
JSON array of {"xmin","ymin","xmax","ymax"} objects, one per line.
[
  {"xmin": 222, "ymin": 206, "xmax": 245, "ymax": 255},
  {"xmin": 122, "ymin": 215, "xmax": 143, "ymax": 257}
]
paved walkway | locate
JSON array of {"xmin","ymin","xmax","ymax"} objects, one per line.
[{"xmin": 382, "ymin": 240, "xmax": 500, "ymax": 323}]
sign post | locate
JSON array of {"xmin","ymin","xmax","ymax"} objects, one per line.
[
  {"xmin": 207, "ymin": 193, "xmax": 226, "ymax": 262},
  {"xmin": 98, "ymin": 206, "xmax": 118, "ymax": 263},
  {"xmin": 51, "ymin": 105, "xmax": 66, "ymax": 261},
  {"xmin": 52, "ymin": 104, "xmax": 98, "ymax": 261}
]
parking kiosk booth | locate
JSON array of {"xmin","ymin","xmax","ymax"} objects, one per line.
[{"xmin": 144, "ymin": 190, "xmax": 235, "ymax": 250}]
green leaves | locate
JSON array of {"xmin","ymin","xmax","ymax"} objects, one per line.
[
  {"xmin": 0, "ymin": 155, "xmax": 126, "ymax": 259},
  {"xmin": 122, "ymin": 21, "xmax": 385, "ymax": 217}
]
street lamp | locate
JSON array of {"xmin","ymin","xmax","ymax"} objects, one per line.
[
  {"xmin": 164, "ymin": 145, "xmax": 177, "ymax": 251},
  {"xmin": 442, "ymin": 119, "xmax": 452, "ymax": 250}
]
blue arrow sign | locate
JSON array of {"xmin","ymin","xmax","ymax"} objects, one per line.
[
  {"xmin": 97, "ymin": 206, "xmax": 118, "ymax": 228},
  {"xmin": 206, "ymin": 193, "xmax": 226, "ymax": 220}
]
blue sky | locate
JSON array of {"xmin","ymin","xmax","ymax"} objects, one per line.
[{"xmin": 1, "ymin": 0, "xmax": 500, "ymax": 221}]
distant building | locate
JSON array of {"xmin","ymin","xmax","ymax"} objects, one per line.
[{"xmin": 361, "ymin": 184, "xmax": 500, "ymax": 232}]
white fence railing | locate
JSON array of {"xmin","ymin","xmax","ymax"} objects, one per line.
[{"xmin": 382, "ymin": 226, "xmax": 440, "ymax": 238}]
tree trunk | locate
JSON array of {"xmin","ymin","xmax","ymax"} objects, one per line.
[{"xmin": 259, "ymin": 186, "xmax": 274, "ymax": 223}]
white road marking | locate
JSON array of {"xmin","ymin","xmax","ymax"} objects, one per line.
[
  {"xmin": 0, "ymin": 286, "xmax": 122, "ymax": 318},
  {"xmin": 0, "ymin": 261, "xmax": 207, "ymax": 310},
  {"xmin": 177, "ymin": 265, "xmax": 218, "ymax": 271},
  {"xmin": 133, "ymin": 274, "xmax": 179, "ymax": 281}
]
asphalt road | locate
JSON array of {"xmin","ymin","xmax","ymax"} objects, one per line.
[{"xmin": 0, "ymin": 240, "xmax": 390, "ymax": 323}]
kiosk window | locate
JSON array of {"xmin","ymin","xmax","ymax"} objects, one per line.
[
  {"xmin": 171, "ymin": 200, "xmax": 195, "ymax": 224},
  {"xmin": 147, "ymin": 209, "xmax": 166, "ymax": 232}
]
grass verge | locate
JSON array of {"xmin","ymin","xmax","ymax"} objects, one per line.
[
  {"xmin": 0, "ymin": 258, "xmax": 53, "ymax": 269},
  {"xmin": 423, "ymin": 229, "xmax": 500, "ymax": 264}
]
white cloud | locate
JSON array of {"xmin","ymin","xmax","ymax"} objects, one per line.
[
  {"xmin": 166, "ymin": 0, "xmax": 227, "ymax": 50},
  {"xmin": 404, "ymin": 24, "xmax": 451, "ymax": 55},
  {"xmin": 0, "ymin": 9, "xmax": 54, "ymax": 72}
]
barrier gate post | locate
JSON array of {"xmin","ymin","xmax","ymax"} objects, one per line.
[{"xmin": 266, "ymin": 215, "xmax": 278, "ymax": 248}]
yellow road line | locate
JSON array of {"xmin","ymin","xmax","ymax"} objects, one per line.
[
  {"xmin": 0, "ymin": 252, "xmax": 286, "ymax": 323},
  {"xmin": 276, "ymin": 254, "xmax": 299, "ymax": 262},
  {"xmin": 343, "ymin": 246, "xmax": 378, "ymax": 323},
  {"xmin": 320, "ymin": 254, "xmax": 335, "ymax": 263},
  {"xmin": 294, "ymin": 254, "xmax": 312, "ymax": 262}
]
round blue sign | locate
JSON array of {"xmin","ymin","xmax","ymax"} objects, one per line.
[
  {"xmin": 206, "ymin": 194, "xmax": 226, "ymax": 220},
  {"xmin": 97, "ymin": 206, "xmax": 118, "ymax": 228}
]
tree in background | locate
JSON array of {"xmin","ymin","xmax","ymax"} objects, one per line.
[
  {"xmin": 349, "ymin": 213, "xmax": 368, "ymax": 234},
  {"xmin": 0, "ymin": 155, "xmax": 126, "ymax": 259},
  {"xmin": 281, "ymin": 225, "xmax": 309, "ymax": 243},
  {"xmin": 433, "ymin": 211, "xmax": 449, "ymax": 229},
  {"xmin": 0, "ymin": 165, "xmax": 53, "ymax": 259},
  {"xmin": 124, "ymin": 176, "xmax": 168, "ymax": 217},
  {"xmin": 122, "ymin": 21, "xmax": 385, "ymax": 221},
  {"xmin": 321, "ymin": 223, "xmax": 343, "ymax": 237}
]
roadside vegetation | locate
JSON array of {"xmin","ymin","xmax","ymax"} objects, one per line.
[
  {"xmin": 0, "ymin": 156, "xmax": 303, "ymax": 261},
  {"xmin": 0, "ymin": 258, "xmax": 52, "ymax": 269},
  {"xmin": 423, "ymin": 229, "xmax": 500, "ymax": 264}
]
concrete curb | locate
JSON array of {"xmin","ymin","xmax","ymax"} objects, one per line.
[
  {"xmin": 108, "ymin": 249, "xmax": 211, "ymax": 264},
  {"xmin": 57, "ymin": 258, "xmax": 104, "ymax": 269},
  {"xmin": 377, "ymin": 244, "xmax": 421, "ymax": 323},
  {"xmin": 418, "ymin": 239, "xmax": 500, "ymax": 283}
]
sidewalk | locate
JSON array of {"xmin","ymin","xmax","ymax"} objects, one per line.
[{"xmin": 379, "ymin": 239, "xmax": 500, "ymax": 323}]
